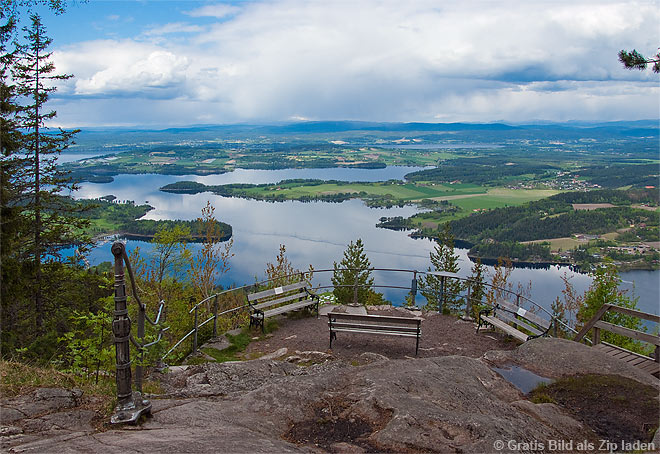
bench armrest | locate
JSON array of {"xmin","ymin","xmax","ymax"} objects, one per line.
[{"xmin": 304, "ymin": 287, "xmax": 320, "ymax": 301}]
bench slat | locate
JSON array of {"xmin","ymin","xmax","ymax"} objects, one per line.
[
  {"xmin": 329, "ymin": 321, "xmax": 419, "ymax": 334},
  {"xmin": 330, "ymin": 327, "xmax": 420, "ymax": 338},
  {"xmin": 481, "ymin": 315, "xmax": 528, "ymax": 342},
  {"xmin": 495, "ymin": 310, "xmax": 544, "ymax": 337},
  {"xmin": 329, "ymin": 312, "xmax": 421, "ymax": 325},
  {"xmin": 248, "ymin": 281, "xmax": 308, "ymax": 302},
  {"xmin": 328, "ymin": 312, "xmax": 422, "ymax": 355},
  {"xmin": 251, "ymin": 291, "xmax": 309, "ymax": 310},
  {"xmin": 254, "ymin": 298, "xmax": 317, "ymax": 318},
  {"xmin": 495, "ymin": 300, "xmax": 551, "ymax": 329}
]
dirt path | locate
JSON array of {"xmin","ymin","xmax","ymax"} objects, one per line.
[{"xmin": 244, "ymin": 305, "xmax": 519, "ymax": 361}]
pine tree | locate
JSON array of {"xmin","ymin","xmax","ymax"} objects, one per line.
[
  {"xmin": 10, "ymin": 14, "xmax": 86, "ymax": 333},
  {"xmin": 420, "ymin": 223, "xmax": 463, "ymax": 312},
  {"xmin": 466, "ymin": 257, "xmax": 486, "ymax": 318},
  {"xmin": 618, "ymin": 48, "xmax": 660, "ymax": 73},
  {"xmin": 332, "ymin": 239, "xmax": 374, "ymax": 305}
]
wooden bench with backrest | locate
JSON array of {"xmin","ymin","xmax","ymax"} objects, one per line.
[
  {"xmin": 248, "ymin": 281, "xmax": 319, "ymax": 332},
  {"xmin": 328, "ymin": 312, "xmax": 422, "ymax": 355},
  {"xmin": 477, "ymin": 299, "xmax": 552, "ymax": 342}
]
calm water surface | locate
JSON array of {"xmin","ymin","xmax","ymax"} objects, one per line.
[{"xmin": 71, "ymin": 168, "xmax": 659, "ymax": 318}]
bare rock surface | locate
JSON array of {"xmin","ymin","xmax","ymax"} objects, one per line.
[
  {"xmin": 3, "ymin": 338, "xmax": 657, "ymax": 453},
  {"xmin": 484, "ymin": 337, "xmax": 660, "ymax": 386}
]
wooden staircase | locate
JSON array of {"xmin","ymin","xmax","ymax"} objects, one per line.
[{"xmin": 574, "ymin": 304, "xmax": 660, "ymax": 378}]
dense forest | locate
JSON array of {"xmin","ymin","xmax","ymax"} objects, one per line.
[
  {"xmin": 405, "ymin": 156, "xmax": 558, "ymax": 184},
  {"xmin": 570, "ymin": 163, "xmax": 659, "ymax": 188},
  {"xmin": 449, "ymin": 190, "xmax": 659, "ymax": 243}
]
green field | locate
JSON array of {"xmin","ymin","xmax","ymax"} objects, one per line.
[
  {"xmin": 451, "ymin": 189, "xmax": 560, "ymax": 211},
  {"xmin": 201, "ymin": 180, "xmax": 488, "ymax": 203}
]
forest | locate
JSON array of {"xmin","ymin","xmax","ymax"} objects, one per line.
[{"xmin": 448, "ymin": 189, "xmax": 659, "ymax": 243}]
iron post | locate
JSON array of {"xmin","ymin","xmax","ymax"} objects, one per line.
[{"xmin": 110, "ymin": 241, "xmax": 151, "ymax": 424}]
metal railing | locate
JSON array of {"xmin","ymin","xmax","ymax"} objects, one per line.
[{"xmin": 162, "ymin": 267, "xmax": 579, "ymax": 361}]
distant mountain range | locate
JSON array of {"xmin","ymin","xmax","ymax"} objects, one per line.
[{"xmin": 78, "ymin": 119, "xmax": 658, "ymax": 136}]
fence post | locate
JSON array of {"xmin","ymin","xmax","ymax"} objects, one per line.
[
  {"xmin": 213, "ymin": 295, "xmax": 218, "ymax": 337},
  {"xmin": 110, "ymin": 242, "xmax": 151, "ymax": 424},
  {"xmin": 353, "ymin": 271, "xmax": 359, "ymax": 305}
]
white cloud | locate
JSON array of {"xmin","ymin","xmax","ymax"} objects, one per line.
[
  {"xmin": 185, "ymin": 3, "xmax": 241, "ymax": 18},
  {"xmin": 51, "ymin": 0, "xmax": 660, "ymax": 126},
  {"xmin": 143, "ymin": 22, "xmax": 205, "ymax": 36}
]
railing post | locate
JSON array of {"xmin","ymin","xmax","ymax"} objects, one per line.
[
  {"xmin": 353, "ymin": 271, "xmax": 359, "ymax": 305},
  {"xmin": 193, "ymin": 305, "xmax": 199, "ymax": 354},
  {"xmin": 213, "ymin": 295, "xmax": 218, "ymax": 337},
  {"xmin": 464, "ymin": 284, "xmax": 472, "ymax": 320},
  {"xmin": 439, "ymin": 275, "xmax": 446, "ymax": 313},
  {"xmin": 593, "ymin": 326, "xmax": 601, "ymax": 345},
  {"xmin": 410, "ymin": 271, "xmax": 417, "ymax": 306},
  {"xmin": 110, "ymin": 241, "xmax": 151, "ymax": 424}
]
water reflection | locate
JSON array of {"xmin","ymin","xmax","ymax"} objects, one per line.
[{"xmin": 73, "ymin": 168, "xmax": 659, "ymax": 316}]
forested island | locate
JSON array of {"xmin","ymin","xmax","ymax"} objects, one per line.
[{"xmin": 77, "ymin": 197, "xmax": 232, "ymax": 241}]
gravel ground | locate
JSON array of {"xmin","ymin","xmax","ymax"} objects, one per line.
[{"xmin": 244, "ymin": 304, "xmax": 519, "ymax": 361}]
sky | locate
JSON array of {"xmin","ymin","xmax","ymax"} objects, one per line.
[{"xmin": 12, "ymin": 0, "xmax": 660, "ymax": 127}]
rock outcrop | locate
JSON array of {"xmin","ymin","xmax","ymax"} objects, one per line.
[{"xmin": 2, "ymin": 338, "xmax": 658, "ymax": 453}]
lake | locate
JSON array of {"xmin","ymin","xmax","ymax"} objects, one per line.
[{"xmin": 70, "ymin": 167, "xmax": 659, "ymax": 318}]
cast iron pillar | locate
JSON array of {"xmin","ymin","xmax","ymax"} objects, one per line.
[{"xmin": 110, "ymin": 241, "xmax": 151, "ymax": 424}]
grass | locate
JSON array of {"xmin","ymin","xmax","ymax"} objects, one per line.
[
  {"xmin": 522, "ymin": 237, "xmax": 584, "ymax": 251},
  {"xmin": 245, "ymin": 181, "xmax": 486, "ymax": 202},
  {"xmin": 452, "ymin": 188, "xmax": 559, "ymax": 211},
  {"xmin": 0, "ymin": 359, "xmax": 116, "ymax": 398},
  {"xmin": 528, "ymin": 374, "xmax": 659, "ymax": 446},
  {"xmin": 197, "ymin": 319, "xmax": 279, "ymax": 363}
]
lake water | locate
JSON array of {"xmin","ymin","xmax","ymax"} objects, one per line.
[{"xmin": 70, "ymin": 167, "xmax": 659, "ymax": 319}]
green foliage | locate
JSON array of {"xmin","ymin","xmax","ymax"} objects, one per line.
[
  {"xmin": 420, "ymin": 224, "xmax": 464, "ymax": 312},
  {"xmin": 188, "ymin": 201, "xmax": 234, "ymax": 299},
  {"xmin": 467, "ymin": 258, "xmax": 487, "ymax": 319},
  {"xmin": 55, "ymin": 297, "xmax": 113, "ymax": 382},
  {"xmin": 469, "ymin": 241, "xmax": 552, "ymax": 261},
  {"xmin": 332, "ymin": 239, "xmax": 377, "ymax": 305},
  {"xmin": 264, "ymin": 244, "xmax": 312, "ymax": 288},
  {"xmin": 450, "ymin": 189, "xmax": 658, "ymax": 244},
  {"xmin": 577, "ymin": 263, "xmax": 650, "ymax": 354},
  {"xmin": 619, "ymin": 48, "xmax": 660, "ymax": 73},
  {"xmin": 1, "ymin": 261, "xmax": 113, "ymax": 360}
]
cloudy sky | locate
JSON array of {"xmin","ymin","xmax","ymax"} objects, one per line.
[{"xmin": 22, "ymin": 0, "xmax": 660, "ymax": 127}]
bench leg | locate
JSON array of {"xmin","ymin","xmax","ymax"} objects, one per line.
[
  {"xmin": 329, "ymin": 331, "xmax": 336, "ymax": 349},
  {"xmin": 415, "ymin": 335, "xmax": 419, "ymax": 356}
]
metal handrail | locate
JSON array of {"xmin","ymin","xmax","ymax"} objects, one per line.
[{"xmin": 164, "ymin": 266, "xmax": 575, "ymax": 361}]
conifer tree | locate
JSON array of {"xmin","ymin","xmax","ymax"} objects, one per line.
[
  {"xmin": 10, "ymin": 13, "xmax": 86, "ymax": 332},
  {"xmin": 420, "ymin": 223, "xmax": 463, "ymax": 312},
  {"xmin": 332, "ymin": 239, "xmax": 374, "ymax": 305},
  {"xmin": 466, "ymin": 257, "xmax": 486, "ymax": 318}
]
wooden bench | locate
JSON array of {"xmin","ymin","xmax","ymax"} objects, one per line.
[
  {"xmin": 248, "ymin": 281, "xmax": 319, "ymax": 332},
  {"xmin": 477, "ymin": 299, "xmax": 552, "ymax": 342},
  {"xmin": 328, "ymin": 312, "xmax": 422, "ymax": 355}
]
